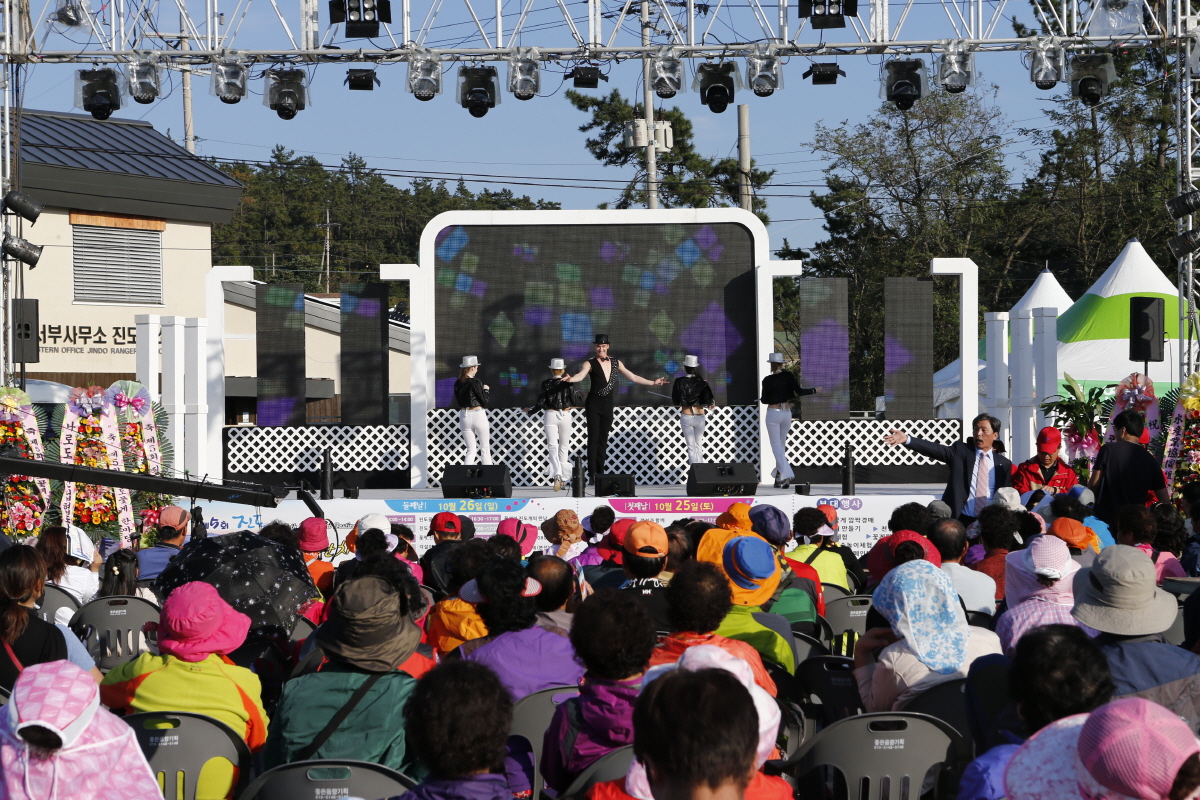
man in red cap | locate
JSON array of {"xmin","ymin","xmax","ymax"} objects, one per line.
[
  {"xmin": 419, "ymin": 511, "xmax": 465, "ymax": 600},
  {"xmin": 1012, "ymin": 426, "xmax": 1078, "ymax": 497},
  {"xmin": 137, "ymin": 504, "xmax": 190, "ymax": 583}
]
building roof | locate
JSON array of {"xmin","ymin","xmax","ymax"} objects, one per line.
[{"xmin": 16, "ymin": 109, "xmax": 243, "ymax": 224}]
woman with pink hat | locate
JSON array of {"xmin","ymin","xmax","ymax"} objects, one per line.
[
  {"xmin": 996, "ymin": 535, "xmax": 1097, "ymax": 658},
  {"xmin": 297, "ymin": 517, "xmax": 335, "ymax": 598},
  {"xmin": 100, "ymin": 581, "xmax": 268, "ymax": 799}
]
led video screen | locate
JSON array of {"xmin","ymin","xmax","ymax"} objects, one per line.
[
  {"xmin": 796, "ymin": 278, "xmax": 850, "ymax": 420},
  {"xmin": 884, "ymin": 277, "xmax": 935, "ymax": 420},
  {"xmin": 433, "ymin": 223, "xmax": 757, "ymax": 409},
  {"xmin": 256, "ymin": 283, "xmax": 306, "ymax": 426}
]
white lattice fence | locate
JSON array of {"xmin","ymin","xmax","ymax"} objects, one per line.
[
  {"xmin": 427, "ymin": 406, "xmax": 760, "ymax": 487},
  {"xmin": 225, "ymin": 425, "xmax": 411, "ymax": 474},
  {"xmin": 786, "ymin": 419, "xmax": 964, "ymax": 465}
]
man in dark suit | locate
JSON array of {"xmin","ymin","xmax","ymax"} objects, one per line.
[{"xmin": 883, "ymin": 413, "xmax": 1013, "ymax": 523}]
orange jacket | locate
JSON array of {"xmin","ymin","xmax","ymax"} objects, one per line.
[{"xmin": 426, "ymin": 596, "xmax": 488, "ymax": 656}]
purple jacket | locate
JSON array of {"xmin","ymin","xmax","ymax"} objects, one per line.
[
  {"xmin": 540, "ymin": 675, "xmax": 641, "ymax": 793},
  {"xmin": 400, "ymin": 775, "xmax": 511, "ymax": 800},
  {"xmin": 464, "ymin": 626, "xmax": 585, "ymax": 701},
  {"xmin": 570, "ymin": 545, "xmax": 605, "ymax": 571}
]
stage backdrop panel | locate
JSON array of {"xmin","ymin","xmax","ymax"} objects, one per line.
[
  {"xmin": 797, "ymin": 277, "xmax": 850, "ymax": 420},
  {"xmin": 340, "ymin": 282, "xmax": 390, "ymax": 425},
  {"xmin": 432, "ymin": 222, "xmax": 757, "ymax": 408},
  {"xmin": 884, "ymin": 277, "xmax": 935, "ymax": 420},
  {"xmin": 256, "ymin": 283, "xmax": 307, "ymax": 427}
]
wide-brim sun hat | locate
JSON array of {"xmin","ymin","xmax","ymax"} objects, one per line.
[
  {"xmin": 1004, "ymin": 714, "xmax": 1136, "ymax": 800},
  {"xmin": 1071, "ymin": 545, "xmax": 1178, "ymax": 636},
  {"xmin": 1079, "ymin": 698, "xmax": 1200, "ymax": 800},
  {"xmin": 156, "ymin": 581, "xmax": 253, "ymax": 661},
  {"xmin": 314, "ymin": 576, "xmax": 420, "ymax": 672},
  {"xmin": 697, "ymin": 527, "xmax": 780, "ymax": 606}
]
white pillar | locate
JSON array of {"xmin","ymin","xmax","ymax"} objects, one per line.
[
  {"xmin": 1011, "ymin": 310, "xmax": 1036, "ymax": 462},
  {"xmin": 984, "ymin": 312, "xmax": 1010, "ymax": 451},
  {"xmin": 1033, "ymin": 307, "xmax": 1059, "ymax": 431},
  {"xmin": 184, "ymin": 318, "xmax": 209, "ymax": 478},
  {"xmin": 931, "ymin": 258, "xmax": 979, "ymax": 436},
  {"xmin": 134, "ymin": 315, "xmax": 161, "ymax": 402},
  {"xmin": 161, "ymin": 317, "xmax": 186, "ymax": 470},
  {"xmin": 205, "ymin": 266, "xmax": 254, "ymax": 483}
]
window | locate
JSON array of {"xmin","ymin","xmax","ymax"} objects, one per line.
[{"xmin": 72, "ymin": 225, "xmax": 163, "ymax": 304}]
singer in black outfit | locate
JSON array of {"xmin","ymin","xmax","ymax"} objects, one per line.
[{"xmin": 566, "ymin": 334, "xmax": 668, "ymax": 483}]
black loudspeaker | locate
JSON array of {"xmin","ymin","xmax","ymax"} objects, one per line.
[
  {"xmin": 11, "ymin": 299, "xmax": 38, "ymax": 364},
  {"xmin": 687, "ymin": 463, "xmax": 759, "ymax": 496},
  {"xmin": 441, "ymin": 464, "xmax": 512, "ymax": 499},
  {"xmin": 1129, "ymin": 296, "xmax": 1165, "ymax": 363},
  {"xmin": 596, "ymin": 474, "xmax": 636, "ymax": 497}
]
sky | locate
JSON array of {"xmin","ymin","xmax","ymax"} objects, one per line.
[{"xmin": 16, "ymin": 0, "xmax": 1079, "ymax": 259}]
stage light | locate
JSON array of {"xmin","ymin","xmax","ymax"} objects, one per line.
[
  {"xmin": 802, "ymin": 62, "xmax": 845, "ymax": 85},
  {"xmin": 328, "ymin": 0, "xmax": 391, "ymax": 38},
  {"xmin": 881, "ymin": 58, "xmax": 925, "ymax": 110},
  {"xmin": 1029, "ymin": 43, "xmax": 1062, "ymax": 89},
  {"xmin": 745, "ymin": 45, "xmax": 781, "ymax": 97},
  {"xmin": 265, "ymin": 69, "xmax": 309, "ymax": 120},
  {"xmin": 128, "ymin": 58, "xmax": 161, "ymax": 104},
  {"xmin": 651, "ymin": 48, "xmax": 684, "ymax": 98},
  {"xmin": 694, "ymin": 62, "xmax": 741, "ymax": 114},
  {"xmin": 3, "ymin": 235, "xmax": 42, "ymax": 268},
  {"xmin": 937, "ymin": 42, "xmax": 973, "ymax": 93},
  {"xmin": 211, "ymin": 55, "xmax": 248, "ymax": 104},
  {"xmin": 458, "ymin": 66, "xmax": 499, "ymax": 118},
  {"xmin": 507, "ymin": 48, "xmax": 540, "ymax": 100},
  {"xmin": 408, "ymin": 50, "xmax": 442, "ymax": 100},
  {"xmin": 798, "ymin": 0, "xmax": 857, "ymax": 29},
  {"xmin": 566, "ymin": 66, "xmax": 607, "ymax": 89},
  {"xmin": 51, "ymin": 0, "xmax": 85, "ymax": 27},
  {"xmin": 345, "ymin": 68, "xmax": 379, "ymax": 90},
  {"xmin": 1167, "ymin": 190, "xmax": 1200, "ymax": 220},
  {"xmin": 76, "ymin": 69, "xmax": 122, "ymax": 120},
  {"xmin": 2, "ymin": 192, "xmax": 43, "ymax": 225},
  {"xmin": 1169, "ymin": 229, "xmax": 1200, "ymax": 260},
  {"xmin": 1069, "ymin": 53, "xmax": 1114, "ymax": 107}
]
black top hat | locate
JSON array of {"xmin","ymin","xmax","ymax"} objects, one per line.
[{"xmin": 594, "ymin": 334, "xmax": 610, "ymax": 345}]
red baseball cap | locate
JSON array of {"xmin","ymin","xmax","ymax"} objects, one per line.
[
  {"xmin": 1139, "ymin": 427, "xmax": 1151, "ymax": 444},
  {"xmin": 431, "ymin": 511, "xmax": 461, "ymax": 535},
  {"xmin": 1036, "ymin": 427, "xmax": 1062, "ymax": 454},
  {"xmin": 596, "ymin": 518, "xmax": 636, "ymax": 564}
]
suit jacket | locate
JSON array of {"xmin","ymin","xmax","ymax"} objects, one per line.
[{"xmin": 904, "ymin": 437, "xmax": 1012, "ymax": 517}]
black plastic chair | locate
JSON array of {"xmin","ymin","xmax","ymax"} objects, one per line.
[
  {"xmin": 1165, "ymin": 603, "xmax": 1186, "ymax": 646},
  {"xmin": 70, "ymin": 595, "xmax": 161, "ymax": 671},
  {"xmin": 290, "ymin": 616, "xmax": 316, "ymax": 641},
  {"xmin": 966, "ymin": 610, "xmax": 995, "ymax": 630},
  {"xmin": 823, "ymin": 583, "xmax": 852, "ymax": 602},
  {"xmin": 509, "ymin": 685, "xmax": 581, "ymax": 797},
  {"xmin": 752, "ymin": 610, "xmax": 799, "ymax": 668},
  {"xmin": 795, "ymin": 656, "xmax": 864, "ymax": 727},
  {"xmin": 795, "ymin": 615, "xmax": 834, "ymax": 645},
  {"xmin": 124, "ymin": 711, "xmax": 252, "ymax": 800},
  {"xmin": 558, "ymin": 746, "xmax": 635, "ymax": 800},
  {"xmin": 36, "ymin": 585, "xmax": 81, "ymax": 626},
  {"xmin": 240, "ymin": 759, "xmax": 416, "ymax": 800},
  {"xmin": 900, "ymin": 679, "xmax": 974, "ymax": 759},
  {"xmin": 793, "ymin": 631, "xmax": 831, "ymax": 664},
  {"xmin": 766, "ymin": 712, "xmax": 967, "ymax": 800},
  {"xmin": 823, "ymin": 596, "xmax": 873, "ymax": 636}
]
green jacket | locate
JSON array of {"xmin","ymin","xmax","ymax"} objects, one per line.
[
  {"xmin": 715, "ymin": 605, "xmax": 795, "ymax": 674},
  {"xmin": 264, "ymin": 664, "xmax": 423, "ymax": 776}
]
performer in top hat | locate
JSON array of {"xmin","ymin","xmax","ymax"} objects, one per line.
[
  {"xmin": 566, "ymin": 334, "xmax": 669, "ymax": 483},
  {"xmin": 761, "ymin": 352, "xmax": 818, "ymax": 489},
  {"xmin": 454, "ymin": 355, "xmax": 491, "ymax": 464},
  {"xmin": 528, "ymin": 357, "xmax": 579, "ymax": 492},
  {"xmin": 672, "ymin": 354, "xmax": 715, "ymax": 464}
]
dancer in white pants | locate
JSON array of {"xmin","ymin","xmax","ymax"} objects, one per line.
[
  {"xmin": 759, "ymin": 353, "xmax": 818, "ymax": 489},
  {"xmin": 454, "ymin": 355, "xmax": 492, "ymax": 464},
  {"xmin": 528, "ymin": 358, "xmax": 578, "ymax": 491},
  {"xmin": 672, "ymin": 355, "xmax": 715, "ymax": 464}
]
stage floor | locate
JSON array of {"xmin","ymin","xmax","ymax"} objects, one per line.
[{"xmin": 314, "ymin": 483, "xmax": 946, "ymax": 501}]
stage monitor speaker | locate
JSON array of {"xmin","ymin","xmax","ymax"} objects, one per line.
[
  {"xmin": 441, "ymin": 464, "xmax": 512, "ymax": 499},
  {"xmin": 687, "ymin": 463, "xmax": 759, "ymax": 496},
  {"xmin": 596, "ymin": 473, "xmax": 636, "ymax": 497},
  {"xmin": 1129, "ymin": 296, "xmax": 1165, "ymax": 362},
  {"xmin": 11, "ymin": 299, "xmax": 38, "ymax": 364}
]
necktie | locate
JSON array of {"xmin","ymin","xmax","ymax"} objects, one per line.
[{"xmin": 973, "ymin": 451, "xmax": 990, "ymax": 516}]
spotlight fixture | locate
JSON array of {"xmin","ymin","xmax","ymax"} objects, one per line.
[
  {"xmin": 458, "ymin": 66, "xmax": 499, "ymax": 118},
  {"xmin": 798, "ymin": 0, "xmax": 857, "ymax": 29},
  {"xmin": 566, "ymin": 66, "xmax": 607, "ymax": 89},
  {"xmin": 1090, "ymin": 0, "xmax": 1139, "ymax": 35},
  {"xmin": 76, "ymin": 69, "xmax": 122, "ymax": 120},
  {"xmin": 211, "ymin": 55, "xmax": 248, "ymax": 104},
  {"xmin": 51, "ymin": 0, "xmax": 85, "ymax": 27},
  {"xmin": 802, "ymin": 62, "xmax": 846, "ymax": 85},
  {"xmin": 651, "ymin": 48, "xmax": 684, "ymax": 98},
  {"xmin": 2, "ymin": 235, "xmax": 42, "ymax": 268},
  {"xmin": 745, "ymin": 45, "xmax": 782, "ymax": 97},
  {"xmin": 937, "ymin": 42, "xmax": 973, "ymax": 93},
  {"xmin": 2, "ymin": 192, "xmax": 43, "ymax": 225},
  {"xmin": 881, "ymin": 58, "xmax": 925, "ymax": 110},
  {"xmin": 1029, "ymin": 43, "xmax": 1062, "ymax": 90},
  {"xmin": 328, "ymin": 0, "xmax": 391, "ymax": 38},
  {"xmin": 407, "ymin": 50, "xmax": 442, "ymax": 100},
  {"xmin": 1167, "ymin": 190, "xmax": 1200, "ymax": 220},
  {"xmin": 1069, "ymin": 53, "xmax": 1115, "ymax": 107},
  {"xmin": 345, "ymin": 69, "xmax": 379, "ymax": 90},
  {"xmin": 1169, "ymin": 229, "xmax": 1200, "ymax": 260},
  {"xmin": 128, "ymin": 57, "xmax": 161, "ymax": 104},
  {"xmin": 694, "ymin": 62, "xmax": 741, "ymax": 114},
  {"xmin": 265, "ymin": 69, "xmax": 309, "ymax": 120},
  {"xmin": 507, "ymin": 47, "xmax": 540, "ymax": 100}
]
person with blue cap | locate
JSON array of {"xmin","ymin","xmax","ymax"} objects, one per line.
[{"xmin": 748, "ymin": 504, "xmax": 825, "ymax": 628}]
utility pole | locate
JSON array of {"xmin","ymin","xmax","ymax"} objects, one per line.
[
  {"xmin": 737, "ymin": 104, "xmax": 751, "ymax": 212},
  {"xmin": 641, "ymin": 0, "xmax": 658, "ymax": 209},
  {"xmin": 317, "ymin": 207, "xmax": 339, "ymax": 292},
  {"xmin": 180, "ymin": 9, "xmax": 195, "ymax": 154}
]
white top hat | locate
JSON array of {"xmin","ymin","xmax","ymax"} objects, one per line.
[
  {"xmin": 683, "ymin": 355, "xmax": 700, "ymax": 368},
  {"xmin": 460, "ymin": 355, "xmax": 480, "ymax": 368},
  {"xmin": 549, "ymin": 358, "xmax": 566, "ymax": 370},
  {"xmin": 767, "ymin": 353, "xmax": 785, "ymax": 364}
]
